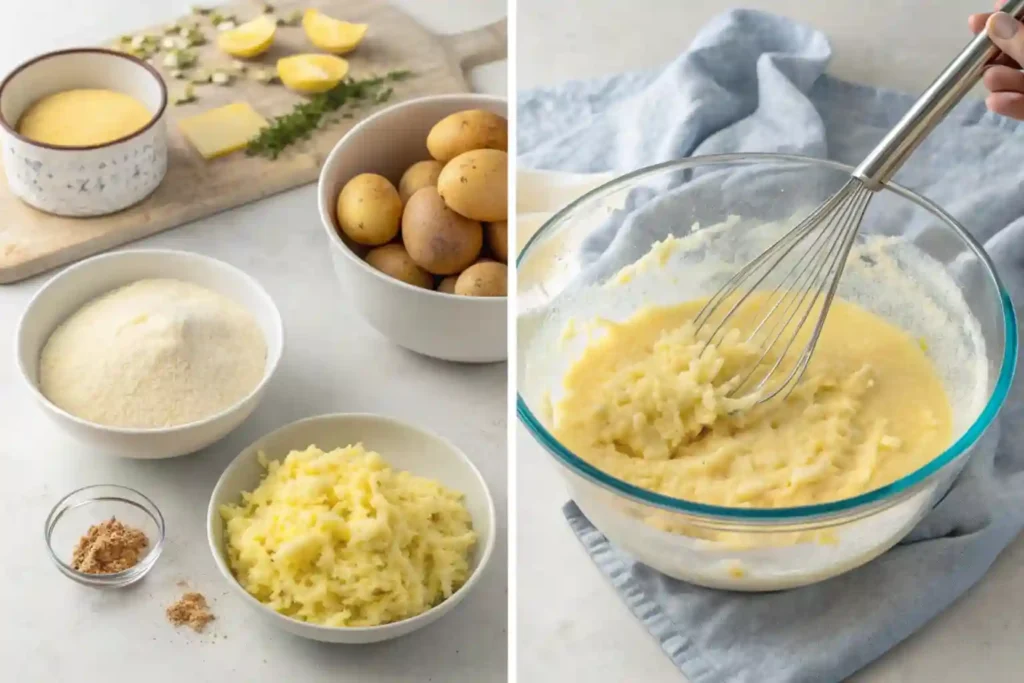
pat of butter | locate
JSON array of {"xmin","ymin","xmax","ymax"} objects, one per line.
[{"xmin": 177, "ymin": 102, "xmax": 267, "ymax": 159}]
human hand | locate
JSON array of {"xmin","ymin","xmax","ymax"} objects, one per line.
[{"xmin": 970, "ymin": 6, "xmax": 1024, "ymax": 119}]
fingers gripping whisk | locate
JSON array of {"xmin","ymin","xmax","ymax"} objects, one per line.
[
  {"xmin": 690, "ymin": 0, "xmax": 1024, "ymax": 408},
  {"xmin": 692, "ymin": 180, "xmax": 873, "ymax": 405}
]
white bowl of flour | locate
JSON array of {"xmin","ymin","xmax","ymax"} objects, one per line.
[{"xmin": 16, "ymin": 249, "xmax": 283, "ymax": 459}]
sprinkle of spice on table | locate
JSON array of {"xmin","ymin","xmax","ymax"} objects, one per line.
[{"xmin": 166, "ymin": 592, "xmax": 216, "ymax": 633}]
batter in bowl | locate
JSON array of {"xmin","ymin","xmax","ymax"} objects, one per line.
[{"xmin": 553, "ymin": 295, "xmax": 953, "ymax": 508}]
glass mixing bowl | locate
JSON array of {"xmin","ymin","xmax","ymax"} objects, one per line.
[{"xmin": 517, "ymin": 153, "xmax": 1017, "ymax": 591}]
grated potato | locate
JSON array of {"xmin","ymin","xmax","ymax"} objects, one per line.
[{"xmin": 220, "ymin": 444, "xmax": 476, "ymax": 627}]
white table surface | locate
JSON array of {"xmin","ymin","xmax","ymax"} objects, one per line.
[
  {"xmin": 0, "ymin": 2, "xmax": 507, "ymax": 681},
  {"xmin": 517, "ymin": 2, "xmax": 1024, "ymax": 682}
]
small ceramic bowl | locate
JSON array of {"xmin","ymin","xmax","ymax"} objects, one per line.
[
  {"xmin": 15, "ymin": 249, "xmax": 284, "ymax": 459},
  {"xmin": 208, "ymin": 413, "xmax": 497, "ymax": 644},
  {"xmin": 317, "ymin": 94, "xmax": 508, "ymax": 363},
  {"xmin": 45, "ymin": 484, "xmax": 165, "ymax": 588},
  {"xmin": 0, "ymin": 47, "xmax": 168, "ymax": 217}
]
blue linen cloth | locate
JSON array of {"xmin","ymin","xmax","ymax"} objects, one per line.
[{"xmin": 519, "ymin": 9, "xmax": 1024, "ymax": 683}]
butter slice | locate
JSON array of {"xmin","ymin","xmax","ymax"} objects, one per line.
[{"xmin": 177, "ymin": 102, "xmax": 267, "ymax": 159}]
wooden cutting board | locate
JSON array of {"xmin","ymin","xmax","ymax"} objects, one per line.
[{"xmin": 0, "ymin": 0, "xmax": 506, "ymax": 284}]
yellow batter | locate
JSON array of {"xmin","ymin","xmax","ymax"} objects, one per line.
[
  {"xmin": 17, "ymin": 89, "xmax": 152, "ymax": 147},
  {"xmin": 554, "ymin": 297, "xmax": 952, "ymax": 508}
]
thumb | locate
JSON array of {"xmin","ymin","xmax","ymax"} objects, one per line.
[{"xmin": 987, "ymin": 12, "xmax": 1024, "ymax": 64}]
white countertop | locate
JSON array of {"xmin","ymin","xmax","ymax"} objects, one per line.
[
  {"xmin": 516, "ymin": 2, "xmax": 1024, "ymax": 682},
  {"xmin": 0, "ymin": 2, "xmax": 507, "ymax": 681}
]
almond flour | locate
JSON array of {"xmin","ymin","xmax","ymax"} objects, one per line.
[{"xmin": 39, "ymin": 278, "xmax": 266, "ymax": 429}]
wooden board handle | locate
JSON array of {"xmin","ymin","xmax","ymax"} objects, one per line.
[{"xmin": 443, "ymin": 17, "xmax": 508, "ymax": 71}]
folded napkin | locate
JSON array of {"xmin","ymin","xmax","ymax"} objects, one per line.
[{"xmin": 519, "ymin": 9, "xmax": 1024, "ymax": 683}]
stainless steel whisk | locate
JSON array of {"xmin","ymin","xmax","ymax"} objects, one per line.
[{"xmin": 696, "ymin": 0, "xmax": 1024, "ymax": 405}]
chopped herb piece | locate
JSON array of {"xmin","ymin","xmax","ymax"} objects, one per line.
[
  {"xmin": 184, "ymin": 28, "xmax": 206, "ymax": 46},
  {"xmin": 172, "ymin": 84, "xmax": 197, "ymax": 105}
]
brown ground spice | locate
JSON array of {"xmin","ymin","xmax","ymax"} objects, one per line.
[
  {"xmin": 71, "ymin": 517, "xmax": 148, "ymax": 574},
  {"xmin": 166, "ymin": 592, "xmax": 215, "ymax": 633}
]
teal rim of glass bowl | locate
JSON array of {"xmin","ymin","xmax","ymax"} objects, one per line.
[{"xmin": 516, "ymin": 152, "xmax": 1019, "ymax": 522}]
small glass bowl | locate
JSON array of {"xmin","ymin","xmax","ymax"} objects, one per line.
[{"xmin": 44, "ymin": 484, "xmax": 165, "ymax": 588}]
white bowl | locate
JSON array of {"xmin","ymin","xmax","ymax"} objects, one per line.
[
  {"xmin": 15, "ymin": 249, "xmax": 283, "ymax": 459},
  {"xmin": 207, "ymin": 413, "xmax": 496, "ymax": 644},
  {"xmin": 0, "ymin": 47, "xmax": 168, "ymax": 217},
  {"xmin": 317, "ymin": 94, "xmax": 508, "ymax": 363}
]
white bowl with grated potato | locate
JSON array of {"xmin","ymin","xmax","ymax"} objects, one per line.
[{"xmin": 206, "ymin": 412, "xmax": 496, "ymax": 643}]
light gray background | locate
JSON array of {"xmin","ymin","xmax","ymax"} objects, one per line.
[
  {"xmin": 0, "ymin": 2, "xmax": 507, "ymax": 682},
  {"xmin": 516, "ymin": 1, "xmax": 1024, "ymax": 682}
]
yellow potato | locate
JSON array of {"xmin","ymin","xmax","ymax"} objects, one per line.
[
  {"xmin": 426, "ymin": 109, "xmax": 508, "ymax": 162},
  {"xmin": 486, "ymin": 221, "xmax": 508, "ymax": 263},
  {"xmin": 402, "ymin": 187, "xmax": 482, "ymax": 275},
  {"xmin": 364, "ymin": 244, "xmax": 433, "ymax": 289},
  {"xmin": 437, "ymin": 149, "xmax": 508, "ymax": 223},
  {"xmin": 398, "ymin": 160, "xmax": 443, "ymax": 204},
  {"xmin": 437, "ymin": 275, "xmax": 458, "ymax": 294},
  {"xmin": 336, "ymin": 174, "xmax": 402, "ymax": 246},
  {"xmin": 455, "ymin": 261, "xmax": 507, "ymax": 297}
]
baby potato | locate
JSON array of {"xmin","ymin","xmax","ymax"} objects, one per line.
[
  {"xmin": 455, "ymin": 261, "xmax": 507, "ymax": 297},
  {"xmin": 364, "ymin": 244, "xmax": 433, "ymax": 289},
  {"xmin": 398, "ymin": 160, "xmax": 444, "ymax": 204},
  {"xmin": 402, "ymin": 187, "xmax": 483, "ymax": 275},
  {"xmin": 486, "ymin": 221, "xmax": 508, "ymax": 263},
  {"xmin": 426, "ymin": 109, "xmax": 508, "ymax": 162},
  {"xmin": 437, "ymin": 275, "xmax": 458, "ymax": 294},
  {"xmin": 437, "ymin": 149, "xmax": 508, "ymax": 223},
  {"xmin": 336, "ymin": 173, "xmax": 402, "ymax": 246}
]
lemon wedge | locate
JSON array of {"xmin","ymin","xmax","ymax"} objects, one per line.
[
  {"xmin": 277, "ymin": 54, "xmax": 349, "ymax": 94},
  {"xmin": 302, "ymin": 9, "xmax": 368, "ymax": 54},
  {"xmin": 217, "ymin": 14, "xmax": 276, "ymax": 58}
]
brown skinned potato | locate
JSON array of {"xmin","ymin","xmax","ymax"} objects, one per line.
[
  {"xmin": 398, "ymin": 160, "xmax": 444, "ymax": 204},
  {"xmin": 336, "ymin": 174, "xmax": 402, "ymax": 246},
  {"xmin": 454, "ymin": 261, "xmax": 507, "ymax": 297},
  {"xmin": 437, "ymin": 149, "xmax": 508, "ymax": 223},
  {"xmin": 401, "ymin": 187, "xmax": 483, "ymax": 275},
  {"xmin": 437, "ymin": 275, "xmax": 458, "ymax": 294},
  {"xmin": 364, "ymin": 244, "xmax": 433, "ymax": 289},
  {"xmin": 426, "ymin": 109, "xmax": 508, "ymax": 162},
  {"xmin": 485, "ymin": 221, "xmax": 508, "ymax": 263}
]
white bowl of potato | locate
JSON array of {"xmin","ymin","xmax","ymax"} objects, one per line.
[
  {"xmin": 317, "ymin": 94, "xmax": 507, "ymax": 363},
  {"xmin": 207, "ymin": 413, "xmax": 496, "ymax": 643}
]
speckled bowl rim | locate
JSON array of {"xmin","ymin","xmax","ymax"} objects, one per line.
[{"xmin": 0, "ymin": 47, "xmax": 168, "ymax": 151}]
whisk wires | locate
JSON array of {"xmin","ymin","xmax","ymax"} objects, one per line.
[{"xmin": 692, "ymin": 179, "xmax": 873, "ymax": 404}]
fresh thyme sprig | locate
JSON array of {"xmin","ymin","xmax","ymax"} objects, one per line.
[{"xmin": 246, "ymin": 70, "xmax": 414, "ymax": 159}]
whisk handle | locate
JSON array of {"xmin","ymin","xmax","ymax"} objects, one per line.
[{"xmin": 853, "ymin": 0, "xmax": 1024, "ymax": 189}]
